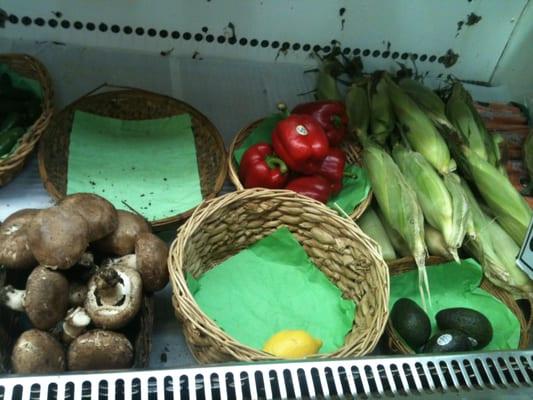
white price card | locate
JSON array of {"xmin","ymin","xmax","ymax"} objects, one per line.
[{"xmin": 516, "ymin": 217, "xmax": 533, "ymax": 280}]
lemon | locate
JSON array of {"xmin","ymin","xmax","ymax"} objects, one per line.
[{"xmin": 263, "ymin": 330, "xmax": 323, "ymax": 359}]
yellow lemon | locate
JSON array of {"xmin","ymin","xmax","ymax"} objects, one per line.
[{"xmin": 263, "ymin": 330, "xmax": 323, "ymax": 359}]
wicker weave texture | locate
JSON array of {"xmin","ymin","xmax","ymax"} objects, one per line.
[
  {"xmin": 38, "ymin": 87, "xmax": 227, "ymax": 230},
  {"xmin": 169, "ymin": 188, "xmax": 389, "ymax": 363},
  {"xmin": 0, "ymin": 54, "xmax": 53, "ymax": 186},
  {"xmin": 385, "ymin": 257, "xmax": 529, "ymax": 354},
  {"xmin": 227, "ymin": 119, "xmax": 372, "ymax": 220}
]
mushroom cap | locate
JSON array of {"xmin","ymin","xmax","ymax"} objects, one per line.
[
  {"xmin": 85, "ymin": 265, "xmax": 142, "ymax": 330},
  {"xmin": 27, "ymin": 206, "xmax": 90, "ymax": 270},
  {"xmin": 0, "ymin": 210, "xmax": 38, "ymax": 270},
  {"xmin": 135, "ymin": 233, "xmax": 169, "ymax": 292},
  {"xmin": 11, "ymin": 329, "xmax": 66, "ymax": 373},
  {"xmin": 25, "ymin": 266, "xmax": 70, "ymax": 330},
  {"xmin": 93, "ymin": 210, "xmax": 151, "ymax": 256},
  {"xmin": 59, "ymin": 193, "xmax": 118, "ymax": 242},
  {"xmin": 67, "ymin": 330, "xmax": 133, "ymax": 371}
]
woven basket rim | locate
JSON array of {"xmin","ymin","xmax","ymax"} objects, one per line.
[
  {"xmin": 0, "ymin": 53, "xmax": 54, "ymax": 185},
  {"xmin": 169, "ymin": 188, "xmax": 390, "ymax": 362},
  {"xmin": 385, "ymin": 257, "xmax": 530, "ymax": 354},
  {"xmin": 227, "ymin": 117, "xmax": 372, "ymax": 220},
  {"xmin": 37, "ymin": 87, "xmax": 227, "ymax": 231}
]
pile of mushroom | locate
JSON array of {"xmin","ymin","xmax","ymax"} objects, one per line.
[{"xmin": 0, "ymin": 193, "xmax": 169, "ymax": 374}]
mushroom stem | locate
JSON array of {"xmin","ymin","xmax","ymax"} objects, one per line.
[
  {"xmin": 78, "ymin": 252, "xmax": 96, "ymax": 268},
  {"xmin": 69, "ymin": 282, "xmax": 88, "ymax": 307},
  {"xmin": 0, "ymin": 285, "xmax": 25, "ymax": 312},
  {"xmin": 103, "ymin": 254, "xmax": 137, "ymax": 270},
  {"xmin": 63, "ymin": 307, "xmax": 91, "ymax": 343}
]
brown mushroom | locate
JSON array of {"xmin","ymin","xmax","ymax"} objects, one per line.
[
  {"xmin": 67, "ymin": 330, "xmax": 133, "ymax": 371},
  {"xmin": 93, "ymin": 210, "xmax": 151, "ymax": 256},
  {"xmin": 27, "ymin": 206, "xmax": 90, "ymax": 270},
  {"xmin": 0, "ymin": 266, "xmax": 69, "ymax": 330},
  {"xmin": 11, "ymin": 329, "xmax": 66, "ymax": 373},
  {"xmin": 59, "ymin": 193, "xmax": 118, "ymax": 242},
  {"xmin": 62, "ymin": 307, "xmax": 91, "ymax": 344},
  {"xmin": 84, "ymin": 264, "xmax": 142, "ymax": 330},
  {"xmin": 0, "ymin": 209, "xmax": 39, "ymax": 270},
  {"xmin": 105, "ymin": 233, "xmax": 169, "ymax": 292}
]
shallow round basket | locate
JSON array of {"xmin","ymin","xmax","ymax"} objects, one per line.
[
  {"xmin": 38, "ymin": 85, "xmax": 227, "ymax": 231},
  {"xmin": 169, "ymin": 188, "xmax": 389, "ymax": 363},
  {"xmin": 228, "ymin": 118, "xmax": 372, "ymax": 220},
  {"xmin": 0, "ymin": 54, "xmax": 53, "ymax": 186},
  {"xmin": 385, "ymin": 257, "xmax": 529, "ymax": 354}
]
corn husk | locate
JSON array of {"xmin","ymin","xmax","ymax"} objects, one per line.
[
  {"xmin": 358, "ymin": 206, "xmax": 397, "ymax": 261},
  {"xmin": 460, "ymin": 145, "xmax": 532, "ymax": 245},
  {"xmin": 385, "ymin": 75, "xmax": 455, "ymax": 174},
  {"xmin": 424, "ymin": 225, "xmax": 453, "ymax": 259},
  {"xmin": 369, "ymin": 76, "xmax": 394, "ymax": 145},
  {"xmin": 442, "ymin": 173, "xmax": 470, "ymax": 260},
  {"xmin": 462, "ymin": 180, "xmax": 533, "ymax": 299},
  {"xmin": 363, "ymin": 142, "xmax": 430, "ymax": 308},
  {"xmin": 392, "ymin": 144, "xmax": 463, "ymax": 259},
  {"xmin": 346, "ymin": 79, "xmax": 370, "ymax": 141},
  {"xmin": 522, "ymin": 132, "xmax": 533, "ymax": 195},
  {"xmin": 375, "ymin": 206, "xmax": 411, "ymax": 257}
]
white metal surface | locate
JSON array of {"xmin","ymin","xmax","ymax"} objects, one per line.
[
  {"xmin": 1, "ymin": 351, "xmax": 533, "ymax": 399},
  {"xmin": 1, "ymin": 0, "xmax": 529, "ymax": 82}
]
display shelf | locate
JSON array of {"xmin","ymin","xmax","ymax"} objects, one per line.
[{"xmin": 1, "ymin": 37, "xmax": 533, "ymax": 399}]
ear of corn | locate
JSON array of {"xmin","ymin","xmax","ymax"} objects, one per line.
[
  {"xmin": 462, "ymin": 180, "xmax": 533, "ymax": 299},
  {"xmin": 442, "ymin": 173, "xmax": 470, "ymax": 261},
  {"xmin": 384, "ymin": 75, "xmax": 454, "ymax": 174},
  {"xmin": 369, "ymin": 76, "xmax": 394, "ymax": 145},
  {"xmin": 346, "ymin": 79, "xmax": 370, "ymax": 141},
  {"xmin": 392, "ymin": 144, "xmax": 464, "ymax": 259},
  {"xmin": 363, "ymin": 143, "xmax": 430, "ymax": 308},
  {"xmin": 523, "ymin": 132, "xmax": 533, "ymax": 195},
  {"xmin": 358, "ymin": 206, "xmax": 397, "ymax": 261},
  {"xmin": 460, "ymin": 145, "xmax": 532, "ymax": 245},
  {"xmin": 375, "ymin": 206, "xmax": 411, "ymax": 257},
  {"xmin": 316, "ymin": 59, "xmax": 342, "ymax": 101},
  {"xmin": 424, "ymin": 224, "xmax": 453, "ymax": 259},
  {"xmin": 399, "ymin": 78, "xmax": 448, "ymax": 125}
]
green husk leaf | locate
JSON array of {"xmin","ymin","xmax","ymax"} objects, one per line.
[
  {"xmin": 346, "ymin": 78, "xmax": 370, "ymax": 141},
  {"xmin": 358, "ymin": 206, "xmax": 397, "ymax": 261}
]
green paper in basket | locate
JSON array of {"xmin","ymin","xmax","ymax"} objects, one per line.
[
  {"xmin": 187, "ymin": 227, "xmax": 356, "ymax": 354},
  {"xmin": 67, "ymin": 110, "xmax": 202, "ymax": 222},
  {"xmin": 390, "ymin": 259, "xmax": 521, "ymax": 351},
  {"xmin": 233, "ymin": 113, "xmax": 371, "ymax": 215},
  {"xmin": 0, "ymin": 63, "xmax": 43, "ymax": 99}
]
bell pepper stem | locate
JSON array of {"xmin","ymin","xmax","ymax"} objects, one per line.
[
  {"xmin": 343, "ymin": 171, "xmax": 358, "ymax": 179},
  {"xmin": 265, "ymin": 155, "xmax": 288, "ymax": 174},
  {"xmin": 331, "ymin": 115, "xmax": 342, "ymax": 128},
  {"xmin": 276, "ymin": 102, "xmax": 291, "ymax": 118}
]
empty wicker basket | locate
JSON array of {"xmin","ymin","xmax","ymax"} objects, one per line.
[
  {"xmin": 386, "ymin": 257, "xmax": 530, "ymax": 354},
  {"xmin": 169, "ymin": 189, "xmax": 389, "ymax": 363},
  {"xmin": 38, "ymin": 85, "xmax": 227, "ymax": 230},
  {"xmin": 0, "ymin": 54, "xmax": 53, "ymax": 186},
  {"xmin": 228, "ymin": 118, "xmax": 372, "ymax": 220}
]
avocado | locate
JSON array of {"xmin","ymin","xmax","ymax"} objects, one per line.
[
  {"xmin": 436, "ymin": 307, "xmax": 493, "ymax": 350},
  {"xmin": 423, "ymin": 329, "xmax": 473, "ymax": 353},
  {"xmin": 390, "ymin": 298, "xmax": 431, "ymax": 351}
]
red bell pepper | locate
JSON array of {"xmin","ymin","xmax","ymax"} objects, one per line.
[
  {"xmin": 292, "ymin": 100, "xmax": 348, "ymax": 146},
  {"xmin": 272, "ymin": 114, "xmax": 329, "ymax": 175},
  {"xmin": 239, "ymin": 143, "xmax": 288, "ymax": 189},
  {"xmin": 317, "ymin": 148, "xmax": 346, "ymax": 194},
  {"xmin": 285, "ymin": 175, "xmax": 331, "ymax": 203}
]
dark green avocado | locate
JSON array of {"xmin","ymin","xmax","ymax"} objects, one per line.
[
  {"xmin": 390, "ymin": 298, "xmax": 431, "ymax": 351},
  {"xmin": 423, "ymin": 329, "xmax": 473, "ymax": 353},
  {"xmin": 436, "ymin": 307, "xmax": 493, "ymax": 350}
]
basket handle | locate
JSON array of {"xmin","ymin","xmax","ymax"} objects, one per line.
[{"xmin": 75, "ymin": 83, "xmax": 155, "ymax": 102}]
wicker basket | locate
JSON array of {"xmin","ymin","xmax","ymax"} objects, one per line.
[
  {"xmin": 38, "ymin": 85, "xmax": 227, "ymax": 231},
  {"xmin": 227, "ymin": 118, "xmax": 372, "ymax": 220},
  {"xmin": 169, "ymin": 188, "xmax": 389, "ymax": 363},
  {"xmin": 0, "ymin": 54, "xmax": 53, "ymax": 186},
  {"xmin": 0, "ymin": 268, "xmax": 153, "ymax": 372},
  {"xmin": 385, "ymin": 257, "xmax": 530, "ymax": 354}
]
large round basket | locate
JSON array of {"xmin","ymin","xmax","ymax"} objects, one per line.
[
  {"xmin": 169, "ymin": 188, "xmax": 389, "ymax": 363},
  {"xmin": 385, "ymin": 257, "xmax": 529, "ymax": 354},
  {"xmin": 38, "ymin": 86, "xmax": 227, "ymax": 231},
  {"xmin": 227, "ymin": 118, "xmax": 372, "ymax": 220},
  {"xmin": 0, "ymin": 54, "xmax": 53, "ymax": 186}
]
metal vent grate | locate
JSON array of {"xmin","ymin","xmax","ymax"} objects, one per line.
[{"xmin": 1, "ymin": 350, "xmax": 532, "ymax": 399}]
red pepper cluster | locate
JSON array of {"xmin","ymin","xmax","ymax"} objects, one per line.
[{"xmin": 239, "ymin": 100, "xmax": 349, "ymax": 203}]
